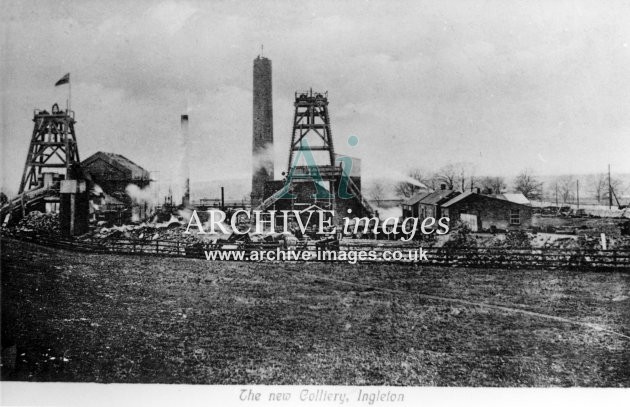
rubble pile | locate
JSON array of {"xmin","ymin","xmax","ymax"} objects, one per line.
[
  {"xmin": 83, "ymin": 215, "xmax": 227, "ymax": 245},
  {"xmin": 9, "ymin": 211, "xmax": 60, "ymax": 235},
  {"xmin": 87, "ymin": 219, "xmax": 190, "ymax": 244}
]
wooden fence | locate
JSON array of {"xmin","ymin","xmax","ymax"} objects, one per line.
[{"xmin": 3, "ymin": 233, "xmax": 629, "ymax": 270}]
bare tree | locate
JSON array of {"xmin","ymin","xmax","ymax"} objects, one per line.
[
  {"xmin": 546, "ymin": 180, "xmax": 559, "ymax": 205},
  {"xmin": 423, "ymin": 175, "xmax": 439, "ymax": 191},
  {"xmin": 434, "ymin": 164, "xmax": 458, "ymax": 190},
  {"xmin": 394, "ymin": 168, "xmax": 429, "ymax": 198},
  {"xmin": 603, "ymin": 177, "xmax": 625, "ymax": 205},
  {"xmin": 435, "ymin": 162, "xmax": 475, "ymax": 192},
  {"xmin": 478, "ymin": 176, "xmax": 506, "ymax": 194},
  {"xmin": 556, "ymin": 175, "xmax": 575, "ymax": 204},
  {"xmin": 514, "ymin": 168, "xmax": 542, "ymax": 200},
  {"xmin": 369, "ymin": 182, "xmax": 387, "ymax": 207},
  {"xmin": 588, "ymin": 173, "xmax": 607, "ymax": 203}
]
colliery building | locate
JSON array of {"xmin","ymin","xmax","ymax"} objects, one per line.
[
  {"xmin": 254, "ymin": 90, "xmax": 375, "ymax": 229},
  {"xmin": 82, "ymin": 151, "xmax": 152, "ymax": 223},
  {"xmin": 249, "ymin": 53, "xmax": 374, "ymax": 231},
  {"xmin": 82, "ymin": 152, "xmax": 151, "ymax": 203}
]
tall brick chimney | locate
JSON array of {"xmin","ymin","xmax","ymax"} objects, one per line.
[
  {"xmin": 251, "ymin": 55, "xmax": 274, "ymax": 207},
  {"xmin": 181, "ymin": 114, "xmax": 190, "ymax": 207}
]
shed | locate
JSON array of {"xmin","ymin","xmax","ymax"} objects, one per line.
[
  {"xmin": 441, "ymin": 191, "xmax": 532, "ymax": 232},
  {"xmin": 401, "ymin": 191, "xmax": 431, "ymax": 218}
]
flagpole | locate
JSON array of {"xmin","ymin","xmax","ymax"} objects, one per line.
[{"xmin": 68, "ymin": 73, "xmax": 71, "ymax": 112}]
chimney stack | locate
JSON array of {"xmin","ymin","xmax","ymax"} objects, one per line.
[
  {"xmin": 251, "ymin": 55, "xmax": 274, "ymax": 207},
  {"xmin": 181, "ymin": 114, "xmax": 190, "ymax": 207}
]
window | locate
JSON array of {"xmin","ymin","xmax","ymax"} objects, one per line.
[{"xmin": 510, "ymin": 208, "xmax": 520, "ymax": 225}]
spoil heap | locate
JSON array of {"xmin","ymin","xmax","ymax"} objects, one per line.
[{"xmin": 3, "ymin": 211, "xmax": 60, "ymax": 236}]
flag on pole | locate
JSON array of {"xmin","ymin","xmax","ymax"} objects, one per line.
[{"xmin": 55, "ymin": 73, "xmax": 70, "ymax": 86}]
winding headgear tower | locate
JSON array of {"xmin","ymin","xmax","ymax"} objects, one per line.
[{"xmin": 19, "ymin": 103, "xmax": 80, "ymax": 194}]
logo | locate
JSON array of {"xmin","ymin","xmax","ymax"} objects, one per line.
[{"xmin": 277, "ymin": 135, "xmax": 359, "ymax": 200}]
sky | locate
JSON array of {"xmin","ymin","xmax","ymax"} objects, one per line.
[{"xmin": 2, "ymin": 0, "xmax": 630, "ymax": 198}]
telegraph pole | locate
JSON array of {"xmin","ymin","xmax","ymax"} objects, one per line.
[
  {"xmin": 608, "ymin": 164, "xmax": 612, "ymax": 209},
  {"xmin": 576, "ymin": 179, "xmax": 579, "ymax": 209}
]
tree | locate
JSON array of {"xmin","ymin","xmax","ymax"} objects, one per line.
[
  {"xmin": 0, "ymin": 192, "xmax": 7, "ymax": 206},
  {"xmin": 394, "ymin": 169, "xmax": 429, "ymax": 198},
  {"xmin": 588, "ymin": 173, "xmax": 607, "ymax": 204},
  {"xmin": 435, "ymin": 162, "xmax": 475, "ymax": 192},
  {"xmin": 556, "ymin": 175, "xmax": 576, "ymax": 204},
  {"xmin": 514, "ymin": 168, "xmax": 542, "ymax": 200},
  {"xmin": 369, "ymin": 182, "xmax": 386, "ymax": 207},
  {"xmin": 434, "ymin": 164, "xmax": 457, "ymax": 190},
  {"xmin": 478, "ymin": 176, "xmax": 506, "ymax": 194},
  {"xmin": 603, "ymin": 177, "xmax": 625, "ymax": 205}
]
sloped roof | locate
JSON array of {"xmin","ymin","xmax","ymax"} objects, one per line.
[
  {"xmin": 419, "ymin": 189, "xmax": 460, "ymax": 205},
  {"xmin": 82, "ymin": 152, "xmax": 151, "ymax": 180},
  {"xmin": 441, "ymin": 191, "xmax": 474, "ymax": 207},
  {"xmin": 497, "ymin": 193, "xmax": 530, "ymax": 205},
  {"xmin": 403, "ymin": 191, "xmax": 431, "ymax": 206},
  {"xmin": 299, "ymin": 204, "xmax": 327, "ymax": 213},
  {"xmin": 442, "ymin": 191, "xmax": 531, "ymax": 208}
]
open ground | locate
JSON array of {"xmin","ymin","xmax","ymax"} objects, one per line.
[{"xmin": 1, "ymin": 239, "xmax": 629, "ymax": 386}]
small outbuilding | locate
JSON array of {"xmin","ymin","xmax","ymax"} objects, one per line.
[
  {"xmin": 441, "ymin": 191, "xmax": 532, "ymax": 232},
  {"xmin": 402, "ymin": 187, "xmax": 459, "ymax": 220},
  {"xmin": 401, "ymin": 191, "xmax": 431, "ymax": 218}
]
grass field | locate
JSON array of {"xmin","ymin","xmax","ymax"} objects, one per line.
[{"xmin": 1, "ymin": 238, "xmax": 629, "ymax": 386}]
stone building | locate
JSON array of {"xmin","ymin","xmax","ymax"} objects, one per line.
[
  {"xmin": 441, "ymin": 191, "xmax": 532, "ymax": 231},
  {"xmin": 402, "ymin": 188, "xmax": 460, "ymax": 220}
]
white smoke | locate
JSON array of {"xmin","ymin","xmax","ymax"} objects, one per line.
[
  {"xmin": 397, "ymin": 173, "xmax": 427, "ymax": 188},
  {"xmin": 383, "ymin": 169, "xmax": 428, "ymax": 189},
  {"xmin": 92, "ymin": 183, "xmax": 104, "ymax": 195},
  {"xmin": 365, "ymin": 165, "xmax": 428, "ymax": 189},
  {"xmin": 178, "ymin": 208, "xmax": 193, "ymax": 222},
  {"xmin": 126, "ymin": 184, "xmax": 159, "ymax": 212},
  {"xmin": 252, "ymin": 142, "xmax": 274, "ymax": 173}
]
